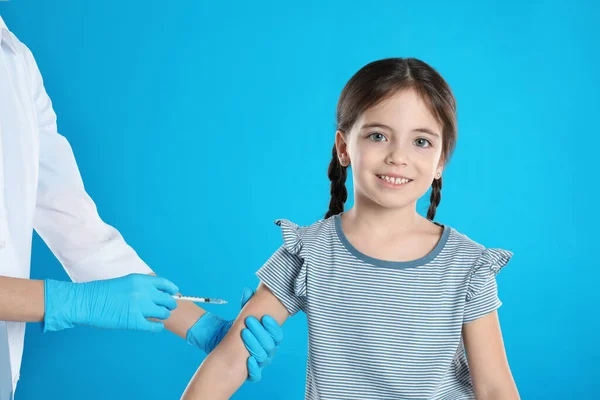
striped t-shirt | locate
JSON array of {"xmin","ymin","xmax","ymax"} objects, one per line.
[{"xmin": 256, "ymin": 214, "xmax": 512, "ymax": 400}]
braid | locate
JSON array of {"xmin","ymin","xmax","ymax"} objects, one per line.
[
  {"xmin": 325, "ymin": 144, "xmax": 348, "ymax": 219},
  {"xmin": 426, "ymin": 177, "xmax": 442, "ymax": 221}
]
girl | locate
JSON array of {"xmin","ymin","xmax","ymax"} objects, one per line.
[{"xmin": 181, "ymin": 58, "xmax": 520, "ymax": 399}]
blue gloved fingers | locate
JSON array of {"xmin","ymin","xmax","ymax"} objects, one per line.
[
  {"xmin": 44, "ymin": 275, "xmax": 181, "ymax": 333},
  {"xmin": 144, "ymin": 304, "xmax": 172, "ymax": 320},
  {"xmin": 261, "ymin": 315, "xmax": 284, "ymax": 346},
  {"xmin": 246, "ymin": 356, "xmax": 261, "ymax": 382},
  {"xmin": 151, "ymin": 290, "xmax": 178, "ymax": 311},
  {"xmin": 186, "ymin": 312, "xmax": 232, "ymax": 354},
  {"xmin": 139, "ymin": 319, "xmax": 165, "ymax": 333},
  {"xmin": 241, "ymin": 328, "xmax": 269, "ymax": 363},
  {"xmin": 148, "ymin": 275, "xmax": 179, "ymax": 295},
  {"xmin": 245, "ymin": 316, "xmax": 276, "ymax": 357},
  {"xmin": 240, "ymin": 287, "xmax": 255, "ymax": 308}
]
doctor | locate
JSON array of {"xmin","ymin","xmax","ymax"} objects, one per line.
[{"xmin": 0, "ymin": 16, "xmax": 282, "ymax": 399}]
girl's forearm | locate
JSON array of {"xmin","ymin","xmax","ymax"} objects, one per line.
[
  {"xmin": 180, "ymin": 283, "xmax": 290, "ymax": 399},
  {"xmin": 181, "ymin": 338, "xmax": 249, "ymax": 400},
  {"xmin": 475, "ymin": 385, "xmax": 520, "ymax": 400}
]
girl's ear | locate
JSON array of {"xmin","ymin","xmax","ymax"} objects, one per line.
[
  {"xmin": 436, "ymin": 156, "xmax": 445, "ymax": 178},
  {"xmin": 335, "ymin": 130, "xmax": 350, "ymax": 166}
]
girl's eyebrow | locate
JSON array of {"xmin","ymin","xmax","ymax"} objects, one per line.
[
  {"xmin": 361, "ymin": 123, "xmax": 440, "ymax": 138},
  {"xmin": 413, "ymin": 128, "xmax": 440, "ymax": 138},
  {"xmin": 360, "ymin": 123, "xmax": 394, "ymax": 131}
]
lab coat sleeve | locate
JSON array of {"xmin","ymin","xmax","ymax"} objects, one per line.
[{"xmin": 23, "ymin": 43, "xmax": 153, "ymax": 282}]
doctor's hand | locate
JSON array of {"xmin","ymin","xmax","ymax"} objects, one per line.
[
  {"xmin": 185, "ymin": 287, "xmax": 283, "ymax": 382},
  {"xmin": 43, "ymin": 274, "xmax": 178, "ymax": 333}
]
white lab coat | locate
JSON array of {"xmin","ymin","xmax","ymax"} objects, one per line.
[{"xmin": 0, "ymin": 16, "xmax": 153, "ymax": 393}]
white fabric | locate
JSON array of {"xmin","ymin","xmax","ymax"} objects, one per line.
[{"xmin": 0, "ymin": 15, "xmax": 152, "ymax": 392}]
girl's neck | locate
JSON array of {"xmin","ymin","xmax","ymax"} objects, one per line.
[{"xmin": 342, "ymin": 198, "xmax": 427, "ymax": 239}]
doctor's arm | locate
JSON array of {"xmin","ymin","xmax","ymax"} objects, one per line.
[
  {"xmin": 20, "ymin": 42, "xmax": 203, "ymax": 337},
  {"xmin": 0, "ymin": 277, "xmax": 44, "ymax": 322},
  {"xmin": 19, "ymin": 39, "xmax": 282, "ymax": 379}
]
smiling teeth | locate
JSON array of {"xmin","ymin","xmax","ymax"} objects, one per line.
[{"xmin": 379, "ymin": 175, "xmax": 411, "ymax": 185}]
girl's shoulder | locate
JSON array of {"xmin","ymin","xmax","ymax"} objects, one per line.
[
  {"xmin": 274, "ymin": 216, "xmax": 333, "ymax": 236},
  {"xmin": 273, "ymin": 216, "xmax": 335, "ymax": 255},
  {"xmin": 443, "ymin": 223, "xmax": 514, "ymax": 274},
  {"xmin": 444, "ymin": 224, "xmax": 486, "ymax": 253}
]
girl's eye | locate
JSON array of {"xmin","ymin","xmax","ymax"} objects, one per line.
[
  {"xmin": 367, "ymin": 132, "xmax": 387, "ymax": 142},
  {"xmin": 414, "ymin": 138, "xmax": 432, "ymax": 148}
]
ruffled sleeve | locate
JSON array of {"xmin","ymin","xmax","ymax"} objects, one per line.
[
  {"xmin": 275, "ymin": 219, "xmax": 309, "ymax": 298},
  {"xmin": 464, "ymin": 248, "xmax": 513, "ymax": 323},
  {"xmin": 255, "ymin": 219, "xmax": 309, "ymax": 316}
]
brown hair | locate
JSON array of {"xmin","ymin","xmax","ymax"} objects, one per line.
[{"xmin": 325, "ymin": 58, "xmax": 457, "ymax": 221}]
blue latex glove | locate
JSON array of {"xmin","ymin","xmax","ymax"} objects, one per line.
[
  {"xmin": 44, "ymin": 273, "xmax": 179, "ymax": 333},
  {"xmin": 186, "ymin": 287, "xmax": 283, "ymax": 382}
]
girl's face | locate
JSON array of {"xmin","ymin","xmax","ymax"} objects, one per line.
[{"xmin": 336, "ymin": 89, "xmax": 445, "ymax": 211}]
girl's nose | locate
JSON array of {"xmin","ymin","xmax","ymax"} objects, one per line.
[{"xmin": 385, "ymin": 146, "xmax": 409, "ymax": 166}]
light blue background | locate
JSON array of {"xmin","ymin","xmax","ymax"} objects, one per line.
[{"xmin": 2, "ymin": 0, "xmax": 598, "ymax": 398}]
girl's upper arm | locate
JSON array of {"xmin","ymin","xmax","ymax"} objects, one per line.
[
  {"xmin": 462, "ymin": 311, "xmax": 520, "ymax": 399},
  {"xmin": 181, "ymin": 282, "xmax": 290, "ymax": 400},
  {"xmin": 240, "ymin": 281, "xmax": 291, "ymax": 330}
]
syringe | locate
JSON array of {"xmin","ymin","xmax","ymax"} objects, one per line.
[{"xmin": 172, "ymin": 295, "xmax": 228, "ymax": 304}]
